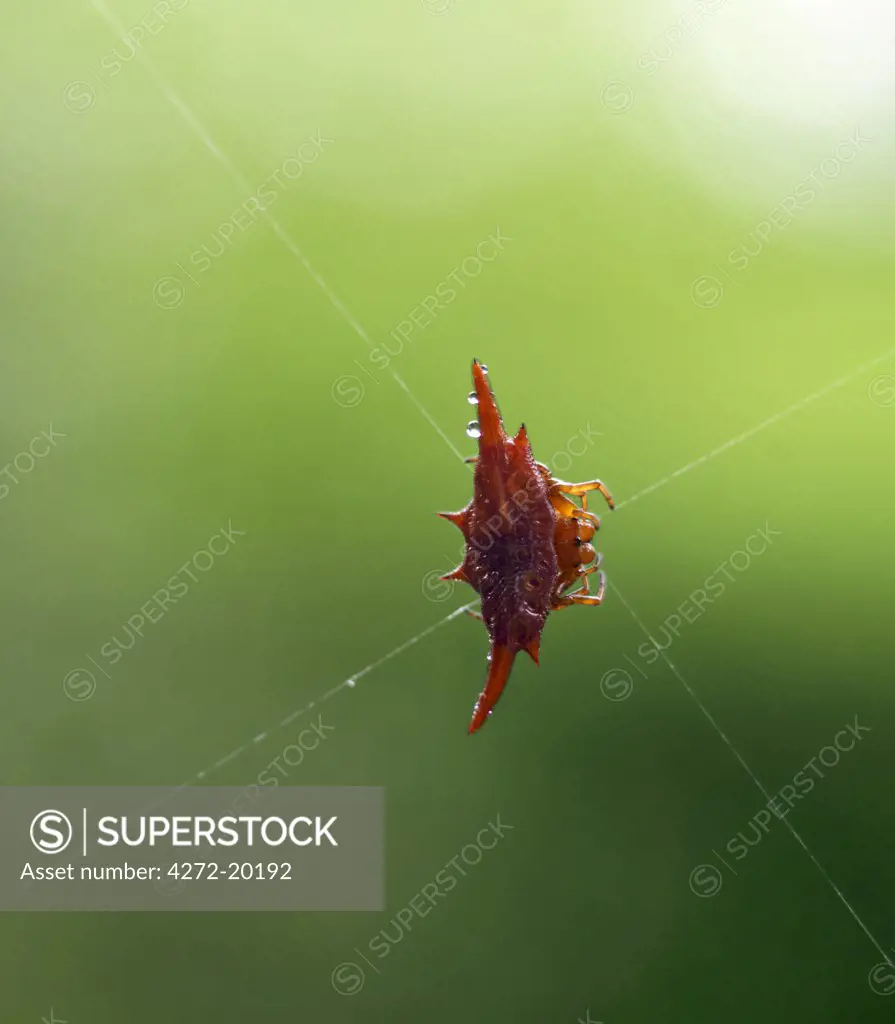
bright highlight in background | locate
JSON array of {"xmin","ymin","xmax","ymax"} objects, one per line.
[{"xmin": 698, "ymin": 0, "xmax": 895, "ymax": 127}]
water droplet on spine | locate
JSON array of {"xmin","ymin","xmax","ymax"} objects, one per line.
[
  {"xmin": 480, "ymin": 364, "xmax": 488, "ymax": 374},
  {"xmin": 466, "ymin": 421, "xmax": 482, "ymax": 438},
  {"xmin": 467, "ymin": 391, "xmax": 479, "ymax": 405},
  {"xmin": 346, "ymin": 677, "xmax": 356, "ymax": 688}
]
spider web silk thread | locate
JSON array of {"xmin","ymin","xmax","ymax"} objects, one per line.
[
  {"xmin": 90, "ymin": 0, "xmax": 464, "ymax": 466},
  {"xmin": 610, "ymin": 578, "xmax": 894, "ymax": 969},
  {"xmin": 617, "ymin": 343, "xmax": 895, "ymax": 511}
]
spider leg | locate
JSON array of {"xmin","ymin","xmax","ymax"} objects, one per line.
[
  {"xmin": 546, "ymin": 484, "xmax": 602, "ymax": 528},
  {"xmin": 571, "ymin": 570, "xmax": 607, "ymax": 605},
  {"xmin": 577, "ymin": 509, "xmax": 601, "ymax": 529},
  {"xmin": 464, "ymin": 456, "xmax": 477, "ymax": 464},
  {"xmin": 552, "ymin": 570, "xmax": 606, "ymax": 609},
  {"xmin": 552, "ymin": 478, "xmax": 615, "ymax": 511},
  {"xmin": 464, "ymin": 608, "xmax": 485, "ymax": 623},
  {"xmin": 580, "ymin": 550, "xmax": 604, "ymax": 577},
  {"xmin": 568, "ymin": 557, "xmax": 603, "ymax": 595},
  {"xmin": 565, "ymin": 591, "xmax": 606, "ymax": 607}
]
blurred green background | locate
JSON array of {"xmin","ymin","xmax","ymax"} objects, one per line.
[{"xmin": 3, "ymin": 0, "xmax": 895, "ymax": 1020}]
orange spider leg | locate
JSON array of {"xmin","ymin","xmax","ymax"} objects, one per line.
[
  {"xmin": 570, "ymin": 570, "xmax": 607, "ymax": 605},
  {"xmin": 546, "ymin": 485, "xmax": 598, "ymax": 527},
  {"xmin": 554, "ymin": 569, "xmax": 607, "ymax": 609},
  {"xmin": 535, "ymin": 462, "xmax": 607, "ymax": 525},
  {"xmin": 577, "ymin": 508, "xmax": 601, "ymax": 529},
  {"xmin": 551, "ymin": 477, "xmax": 615, "ymax": 511}
]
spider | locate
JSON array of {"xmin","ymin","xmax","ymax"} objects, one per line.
[{"xmin": 438, "ymin": 359, "xmax": 614, "ymax": 734}]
